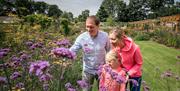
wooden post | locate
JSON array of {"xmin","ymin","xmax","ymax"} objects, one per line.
[{"xmin": 176, "ymin": 20, "xmax": 180, "ymax": 33}]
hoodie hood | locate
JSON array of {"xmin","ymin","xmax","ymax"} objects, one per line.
[{"xmin": 121, "ymin": 37, "xmax": 136, "ymax": 52}]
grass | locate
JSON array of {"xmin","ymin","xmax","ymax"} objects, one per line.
[
  {"xmin": 92, "ymin": 41, "xmax": 180, "ymax": 91},
  {"xmin": 136, "ymin": 41, "xmax": 180, "ymax": 91}
]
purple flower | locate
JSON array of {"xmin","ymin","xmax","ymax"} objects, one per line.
[
  {"xmin": 67, "ymin": 88, "xmax": 76, "ymax": 91},
  {"xmin": 29, "ymin": 60, "xmax": 50, "ymax": 76},
  {"xmin": 65, "ymin": 82, "xmax": 73, "ymax": 88},
  {"xmin": 175, "ymin": 75, "xmax": 180, "ymax": 80},
  {"xmin": 55, "ymin": 39, "xmax": 71, "ymax": 47},
  {"xmin": 99, "ymin": 86, "xmax": 107, "ymax": 91},
  {"xmin": 65, "ymin": 82, "xmax": 76, "ymax": 91},
  {"xmin": 16, "ymin": 82, "xmax": 24, "ymax": 89},
  {"xmin": 97, "ymin": 65, "xmax": 103, "ymax": 77},
  {"xmin": 10, "ymin": 72, "xmax": 21, "ymax": 80},
  {"xmin": 52, "ymin": 48, "xmax": 76, "ymax": 60},
  {"xmin": 128, "ymin": 79, "xmax": 139, "ymax": 86},
  {"xmin": 0, "ymin": 52, "xmax": 7, "ymax": 59},
  {"xmin": 43, "ymin": 83, "xmax": 49, "ymax": 91},
  {"xmin": 40, "ymin": 73, "xmax": 52, "ymax": 82},
  {"xmin": 0, "ymin": 48, "xmax": 10, "ymax": 52},
  {"xmin": 11, "ymin": 56, "xmax": 21, "ymax": 62},
  {"xmin": 143, "ymin": 85, "xmax": 150, "ymax": 91},
  {"xmin": 161, "ymin": 69, "xmax": 173, "ymax": 78},
  {"xmin": 116, "ymin": 74, "xmax": 126, "ymax": 84},
  {"xmin": 77, "ymin": 80, "xmax": 89, "ymax": 88},
  {"xmin": 38, "ymin": 61, "xmax": 50, "ymax": 71},
  {"xmin": 0, "ymin": 48, "xmax": 10, "ymax": 59},
  {"xmin": 0, "ymin": 77, "xmax": 7, "ymax": 85},
  {"xmin": 142, "ymin": 80, "xmax": 150, "ymax": 91},
  {"xmin": 25, "ymin": 41, "xmax": 33, "ymax": 47},
  {"xmin": 20, "ymin": 53, "xmax": 30, "ymax": 60},
  {"xmin": 30, "ymin": 42, "xmax": 43, "ymax": 50}
]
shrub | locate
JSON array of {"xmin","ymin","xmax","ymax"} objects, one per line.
[
  {"xmin": 23, "ymin": 14, "xmax": 53, "ymax": 30},
  {"xmin": 61, "ymin": 18, "xmax": 70, "ymax": 36},
  {"xmin": 134, "ymin": 32, "xmax": 150, "ymax": 41}
]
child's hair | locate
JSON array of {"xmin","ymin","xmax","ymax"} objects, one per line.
[{"xmin": 105, "ymin": 50, "xmax": 119, "ymax": 63}]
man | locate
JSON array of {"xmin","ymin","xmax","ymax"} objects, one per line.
[{"xmin": 70, "ymin": 15, "xmax": 110, "ymax": 91}]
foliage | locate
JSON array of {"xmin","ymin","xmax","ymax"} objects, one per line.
[
  {"xmin": 23, "ymin": 14, "xmax": 53, "ymax": 30},
  {"xmin": 47, "ymin": 5, "xmax": 62, "ymax": 18},
  {"xmin": 97, "ymin": 0, "xmax": 180, "ymax": 22},
  {"xmin": 78, "ymin": 10, "xmax": 89, "ymax": 22},
  {"xmin": 96, "ymin": 6, "xmax": 109, "ymax": 22},
  {"xmin": 152, "ymin": 30, "xmax": 180, "ymax": 48},
  {"xmin": 134, "ymin": 32, "xmax": 150, "ymax": 41},
  {"xmin": 0, "ymin": 0, "xmax": 65, "ymax": 19},
  {"xmin": 106, "ymin": 16, "xmax": 116, "ymax": 26},
  {"xmin": 61, "ymin": 11, "xmax": 74, "ymax": 22},
  {"xmin": 0, "ymin": 22, "xmax": 83, "ymax": 91},
  {"xmin": 101, "ymin": 0, "xmax": 122, "ymax": 19},
  {"xmin": 61, "ymin": 18, "xmax": 70, "ymax": 36}
]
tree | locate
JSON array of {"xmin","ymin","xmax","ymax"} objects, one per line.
[
  {"xmin": 0, "ymin": 0, "xmax": 15, "ymax": 16},
  {"xmin": 61, "ymin": 18, "xmax": 70, "ymax": 36},
  {"xmin": 116, "ymin": 1, "xmax": 128, "ymax": 22},
  {"xmin": 106, "ymin": 15, "xmax": 115, "ymax": 26},
  {"xmin": 61, "ymin": 11, "xmax": 74, "ymax": 21},
  {"xmin": 47, "ymin": 5, "xmax": 62, "ymax": 18},
  {"xmin": 33, "ymin": 1, "xmax": 48, "ymax": 14},
  {"xmin": 14, "ymin": 0, "xmax": 34, "ymax": 17},
  {"xmin": 78, "ymin": 9, "xmax": 89, "ymax": 22},
  {"xmin": 100, "ymin": 0, "xmax": 121, "ymax": 19},
  {"xmin": 127, "ymin": 0, "xmax": 148, "ymax": 21},
  {"xmin": 96, "ymin": 6, "xmax": 109, "ymax": 22}
]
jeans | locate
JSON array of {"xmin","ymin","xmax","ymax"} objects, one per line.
[
  {"xmin": 127, "ymin": 76, "xmax": 142, "ymax": 91},
  {"xmin": 82, "ymin": 71, "xmax": 99, "ymax": 91}
]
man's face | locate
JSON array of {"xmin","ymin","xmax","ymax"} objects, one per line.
[{"xmin": 86, "ymin": 19, "xmax": 99, "ymax": 37}]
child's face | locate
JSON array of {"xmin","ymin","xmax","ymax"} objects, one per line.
[{"xmin": 107, "ymin": 59, "xmax": 119, "ymax": 69}]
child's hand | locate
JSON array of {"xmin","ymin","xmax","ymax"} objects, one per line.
[
  {"xmin": 119, "ymin": 70, "xmax": 126, "ymax": 76},
  {"xmin": 125, "ymin": 75, "xmax": 129, "ymax": 83}
]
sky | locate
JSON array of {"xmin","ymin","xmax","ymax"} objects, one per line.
[
  {"xmin": 35, "ymin": 0, "xmax": 179, "ymax": 17},
  {"xmin": 35, "ymin": 0, "xmax": 129, "ymax": 17}
]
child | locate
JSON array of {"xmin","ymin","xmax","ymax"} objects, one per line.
[{"xmin": 99, "ymin": 50, "xmax": 128, "ymax": 91}]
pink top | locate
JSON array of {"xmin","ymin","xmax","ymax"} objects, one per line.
[
  {"xmin": 99, "ymin": 66, "xmax": 126, "ymax": 91},
  {"xmin": 115, "ymin": 37, "xmax": 143, "ymax": 77}
]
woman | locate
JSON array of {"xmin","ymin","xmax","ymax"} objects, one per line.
[{"xmin": 108, "ymin": 28, "xmax": 143, "ymax": 91}]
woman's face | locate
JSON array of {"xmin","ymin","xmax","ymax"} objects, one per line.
[{"xmin": 109, "ymin": 33, "xmax": 118, "ymax": 46}]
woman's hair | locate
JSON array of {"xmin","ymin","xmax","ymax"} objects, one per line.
[
  {"xmin": 109, "ymin": 27, "xmax": 125, "ymax": 40},
  {"xmin": 105, "ymin": 50, "xmax": 119, "ymax": 63}
]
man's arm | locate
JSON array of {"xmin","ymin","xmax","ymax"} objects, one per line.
[
  {"xmin": 69, "ymin": 36, "xmax": 82, "ymax": 55},
  {"xmin": 105, "ymin": 34, "xmax": 111, "ymax": 52}
]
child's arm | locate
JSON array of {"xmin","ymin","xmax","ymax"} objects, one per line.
[
  {"xmin": 99, "ymin": 68, "xmax": 105, "ymax": 89},
  {"xmin": 119, "ymin": 70, "xmax": 129, "ymax": 83},
  {"xmin": 120, "ymin": 83, "xmax": 126, "ymax": 91}
]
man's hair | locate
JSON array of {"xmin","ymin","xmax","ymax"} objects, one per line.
[{"xmin": 86, "ymin": 15, "xmax": 100, "ymax": 26}]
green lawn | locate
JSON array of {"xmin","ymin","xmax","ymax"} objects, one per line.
[
  {"xmin": 136, "ymin": 41, "xmax": 180, "ymax": 91},
  {"xmin": 93, "ymin": 41, "xmax": 180, "ymax": 91}
]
